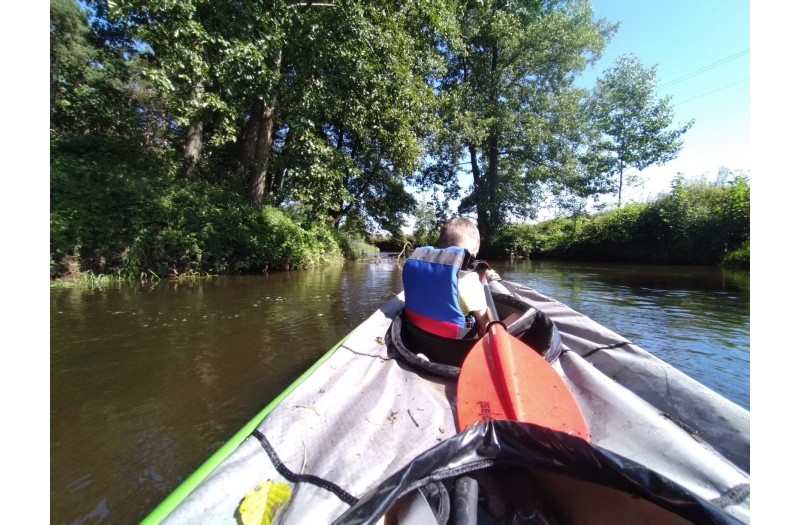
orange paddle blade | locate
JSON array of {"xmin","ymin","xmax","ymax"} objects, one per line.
[{"xmin": 456, "ymin": 324, "xmax": 590, "ymax": 440}]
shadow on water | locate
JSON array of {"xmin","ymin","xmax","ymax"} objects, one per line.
[{"xmin": 50, "ymin": 259, "xmax": 748, "ymax": 524}]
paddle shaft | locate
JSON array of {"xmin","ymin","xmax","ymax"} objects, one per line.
[
  {"xmin": 483, "ymin": 279, "xmax": 501, "ymax": 324},
  {"xmin": 482, "ymin": 281, "xmax": 525, "ymax": 421}
]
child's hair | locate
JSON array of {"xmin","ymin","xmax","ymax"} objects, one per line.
[{"xmin": 438, "ymin": 218, "xmax": 480, "ymax": 255}]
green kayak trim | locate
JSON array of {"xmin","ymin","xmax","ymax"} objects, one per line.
[{"xmin": 141, "ymin": 332, "xmax": 351, "ymax": 524}]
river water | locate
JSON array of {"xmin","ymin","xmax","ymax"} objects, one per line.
[{"xmin": 50, "ymin": 260, "xmax": 749, "ymax": 524}]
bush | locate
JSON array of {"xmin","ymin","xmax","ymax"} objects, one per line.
[
  {"xmin": 261, "ymin": 208, "xmax": 344, "ymax": 270},
  {"xmin": 50, "ymin": 135, "xmax": 176, "ymax": 277},
  {"xmin": 485, "ymin": 224, "xmax": 546, "ymax": 258},
  {"xmin": 51, "ymin": 135, "xmax": 345, "ymax": 278},
  {"xmin": 338, "ymin": 233, "xmax": 378, "ymax": 260},
  {"xmin": 411, "ymin": 229, "xmax": 439, "ymax": 250},
  {"xmin": 121, "ymin": 195, "xmax": 345, "ymax": 276},
  {"xmin": 504, "ymin": 177, "xmax": 750, "ymax": 266},
  {"xmin": 721, "ymin": 240, "xmax": 750, "ymax": 270}
]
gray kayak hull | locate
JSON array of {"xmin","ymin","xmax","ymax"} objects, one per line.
[{"xmin": 147, "ymin": 280, "xmax": 749, "ymax": 524}]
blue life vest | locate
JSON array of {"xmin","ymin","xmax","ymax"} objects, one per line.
[{"xmin": 402, "ymin": 246, "xmax": 470, "ymax": 338}]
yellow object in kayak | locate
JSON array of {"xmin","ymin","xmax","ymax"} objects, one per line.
[{"xmin": 238, "ymin": 481, "xmax": 292, "ymax": 525}]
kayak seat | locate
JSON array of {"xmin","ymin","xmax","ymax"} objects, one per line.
[
  {"xmin": 401, "ymin": 311, "xmax": 480, "ymax": 367},
  {"xmin": 387, "ymin": 292, "xmax": 563, "ymax": 379}
]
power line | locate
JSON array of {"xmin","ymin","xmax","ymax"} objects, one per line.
[
  {"xmin": 673, "ymin": 78, "xmax": 749, "ymax": 106},
  {"xmin": 658, "ymin": 49, "xmax": 749, "ymax": 90}
]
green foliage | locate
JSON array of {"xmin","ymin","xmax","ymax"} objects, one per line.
[
  {"xmin": 49, "ymin": 270, "xmax": 153, "ymax": 291},
  {"xmin": 484, "ymin": 224, "xmax": 541, "ymax": 258},
  {"xmin": 337, "ymin": 233, "xmax": 378, "ymax": 260},
  {"xmin": 269, "ymin": 2, "xmax": 446, "ymax": 231},
  {"xmin": 127, "ymin": 194, "xmax": 343, "ymax": 275},
  {"xmin": 412, "ymin": 230, "xmax": 440, "ymax": 250},
  {"xmin": 51, "ymin": 0, "xmax": 154, "ymax": 138},
  {"xmin": 491, "ymin": 175, "xmax": 750, "ymax": 266},
  {"xmin": 49, "ymin": 1, "xmax": 745, "ymax": 276},
  {"xmin": 421, "ymin": 0, "xmax": 618, "ymax": 232},
  {"xmin": 260, "ymin": 208, "xmax": 344, "ymax": 270},
  {"xmin": 51, "ymin": 135, "xmax": 343, "ymax": 278},
  {"xmin": 721, "ymin": 240, "xmax": 750, "ymax": 270},
  {"xmin": 50, "ymin": 134, "xmax": 178, "ymax": 277},
  {"xmin": 411, "ymin": 199, "xmax": 441, "ymax": 248},
  {"xmin": 101, "ymin": 0, "xmax": 446, "ymax": 231}
]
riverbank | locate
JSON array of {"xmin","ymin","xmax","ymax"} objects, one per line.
[
  {"xmin": 481, "ymin": 176, "xmax": 750, "ymax": 269},
  {"xmin": 52, "ymin": 136, "xmax": 748, "ymax": 280}
]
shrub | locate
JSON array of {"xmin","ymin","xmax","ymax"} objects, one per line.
[
  {"xmin": 51, "ymin": 135, "xmax": 345, "ymax": 278},
  {"xmin": 721, "ymin": 240, "xmax": 750, "ymax": 270},
  {"xmin": 511, "ymin": 177, "xmax": 749, "ymax": 266},
  {"xmin": 338, "ymin": 233, "xmax": 378, "ymax": 260},
  {"xmin": 261, "ymin": 208, "xmax": 344, "ymax": 270},
  {"xmin": 485, "ymin": 224, "xmax": 545, "ymax": 258}
]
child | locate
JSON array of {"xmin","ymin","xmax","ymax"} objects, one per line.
[{"xmin": 401, "ymin": 218, "xmax": 491, "ymax": 365}]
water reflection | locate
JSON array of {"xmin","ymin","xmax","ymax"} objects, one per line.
[{"xmin": 51, "ymin": 259, "xmax": 748, "ymax": 524}]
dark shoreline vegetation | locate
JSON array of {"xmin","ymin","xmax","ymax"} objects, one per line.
[
  {"xmin": 51, "ymin": 135, "xmax": 749, "ymax": 285},
  {"xmin": 50, "ymin": 0, "xmax": 749, "ymax": 287}
]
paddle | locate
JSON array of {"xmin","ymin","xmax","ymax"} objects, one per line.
[{"xmin": 456, "ymin": 279, "xmax": 590, "ymax": 440}]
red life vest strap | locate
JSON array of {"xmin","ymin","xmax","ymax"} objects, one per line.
[{"xmin": 404, "ymin": 308, "xmax": 462, "ymax": 339}]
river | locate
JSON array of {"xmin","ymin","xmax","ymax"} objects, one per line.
[{"xmin": 50, "ymin": 260, "xmax": 749, "ymax": 524}]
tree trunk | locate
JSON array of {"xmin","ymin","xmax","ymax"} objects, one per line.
[
  {"xmin": 182, "ymin": 122, "xmax": 203, "ymax": 178},
  {"xmin": 237, "ymin": 99, "xmax": 261, "ymax": 193},
  {"xmin": 240, "ymin": 50, "xmax": 282, "ymax": 211},
  {"xmin": 245, "ymin": 101, "xmax": 277, "ymax": 211},
  {"xmin": 182, "ymin": 82, "xmax": 205, "ymax": 178},
  {"xmin": 183, "ymin": 120, "xmax": 204, "ymax": 178},
  {"xmin": 487, "ymin": 128, "xmax": 499, "ymax": 229},
  {"xmin": 50, "ymin": 55, "xmax": 59, "ymax": 130},
  {"xmin": 470, "ymin": 144, "xmax": 489, "ymax": 237}
]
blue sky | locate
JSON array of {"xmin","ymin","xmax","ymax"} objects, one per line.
[{"xmin": 578, "ymin": 0, "xmax": 750, "ymax": 203}]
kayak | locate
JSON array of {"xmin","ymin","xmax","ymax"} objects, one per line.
[{"xmin": 143, "ymin": 279, "xmax": 750, "ymax": 524}]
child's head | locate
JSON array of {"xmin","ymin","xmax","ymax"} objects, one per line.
[{"xmin": 438, "ymin": 218, "xmax": 480, "ymax": 256}]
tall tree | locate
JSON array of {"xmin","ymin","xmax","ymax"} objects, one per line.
[
  {"xmin": 267, "ymin": 1, "xmax": 452, "ymax": 233},
  {"xmin": 419, "ymin": 0, "xmax": 616, "ymax": 236},
  {"xmin": 585, "ymin": 54, "xmax": 694, "ymax": 206},
  {"xmin": 106, "ymin": 0, "xmax": 447, "ymax": 228},
  {"xmin": 412, "ymin": 197, "xmax": 442, "ymax": 247}
]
